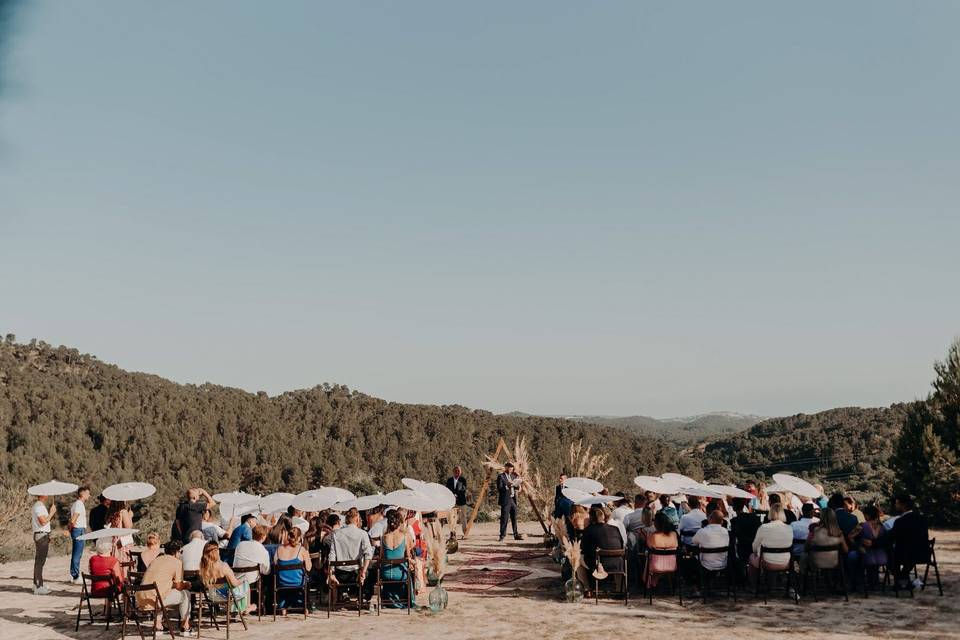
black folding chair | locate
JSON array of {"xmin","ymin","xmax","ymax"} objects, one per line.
[
  {"xmin": 272, "ymin": 561, "xmax": 309, "ymax": 620},
  {"xmin": 754, "ymin": 546, "xmax": 798, "ymax": 604},
  {"xmin": 593, "ymin": 548, "xmax": 628, "ymax": 606},
  {"xmin": 121, "ymin": 582, "xmax": 178, "ymax": 640},
  {"xmin": 327, "ymin": 559, "xmax": 364, "ymax": 617},
  {"xmin": 802, "ymin": 544, "xmax": 848, "ymax": 602},
  {"xmin": 375, "ymin": 547, "xmax": 413, "ymax": 614},
  {"xmin": 198, "ymin": 580, "xmax": 248, "ymax": 640},
  {"xmin": 642, "ymin": 547, "xmax": 682, "ymax": 605},
  {"xmin": 76, "ymin": 572, "xmax": 122, "ymax": 631},
  {"xmin": 920, "ymin": 538, "xmax": 944, "ymax": 596},
  {"xmin": 231, "ymin": 566, "xmax": 263, "ymax": 621},
  {"xmin": 697, "ymin": 545, "xmax": 736, "ymax": 603}
]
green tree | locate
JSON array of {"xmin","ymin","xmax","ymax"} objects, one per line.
[{"xmin": 891, "ymin": 338, "xmax": 960, "ymax": 525}]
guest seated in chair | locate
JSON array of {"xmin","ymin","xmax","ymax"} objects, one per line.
[
  {"xmin": 379, "ymin": 510, "xmax": 417, "ymax": 608},
  {"xmin": 577, "ymin": 506, "xmax": 625, "ymax": 595}
]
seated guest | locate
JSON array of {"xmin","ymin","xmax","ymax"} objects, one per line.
[
  {"xmin": 692, "ymin": 511, "xmax": 730, "ymax": 572},
  {"xmin": 138, "ymin": 532, "xmax": 163, "ymax": 570},
  {"xmin": 645, "ymin": 511, "xmax": 679, "ymax": 589},
  {"xmin": 844, "ymin": 496, "xmax": 865, "ymax": 523},
  {"xmin": 181, "ymin": 530, "xmax": 206, "ymax": 573},
  {"xmin": 859, "ymin": 505, "xmax": 888, "ymax": 587},
  {"xmin": 827, "ymin": 493, "xmax": 861, "ymax": 541},
  {"xmin": 233, "ymin": 524, "xmax": 271, "ymax": 584},
  {"xmin": 767, "ymin": 494, "xmax": 797, "ymax": 524},
  {"xmin": 749, "ymin": 504, "xmax": 793, "ymax": 581},
  {"xmin": 379, "ymin": 510, "xmax": 417, "ymax": 609},
  {"xmin": 621, "ymin": 494, "xmax": 648, "ymax": 552},
  {"xmin": 319, "ymin": 513, "xmax": 341, "ymax": 566},
  {"xmin": 611, "ymin": 493, "xmax": 633, "ymax": 523},
  {"xmin": 890, "ymin": 494, "xmax": 930, "ymax": 590},
  {"xmin": 678, "ymin": 496, "xmax": 706, "ymax": 544},
  {"xmin": 201, "ymin": 509, "xmax": 230, "ymax": 546},
  {"xmin": 328, "ymin": 508, "xmax": 373, "ymax": 602},
  {"xmin": 224, "ymin": 514, "xmax": 257, "ymax": 564},
  {"xmin": 658, "ymin": 494, "xmax": 680, "ymax": 526},
  {"xmin": 89, "ymin": 537, "xmax": 125, "ymax": 604},
  {"xmin": 200, "ymin": 542, "xmax": 249, "ymax": 614},
  {"xmin": 645, "ymin": 491, "xmax": 659, "ymax": 512},
  {"xmin": 366, "ymin": 506, "xmax": 386, "ymax": 542},
  {"xmin": 730, "ymin": 498, "xmax": 761, "ymax": 565},
  {"xmin": 638, "ymin": 506, "xmax": 657, "ymax": 547},
  {"xmin": 577, "ymin": 506, "xmax": 625, "ymax": 593},
  {"xmin": 273, "ymin": 526, "xmax": 312, "ymax": 613},
  {"xmin": 567, "ymin": 505, "xmax": 590, "ymax": 542},
  {"xmin": 136, "ymin": 540, "xmax": 192, "ymax": 636},
  {"xmin": 791, "ymin": 503, "xmax": 818, "ymax": 556},
  {"xmin": 805, "ymin": 508, "xmax": 848, "ymax": 571}
]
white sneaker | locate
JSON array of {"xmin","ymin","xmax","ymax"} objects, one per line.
[
  {"xmin": 70, "ymin": 576, "xmax": 82, "ymax": 585},
  {"xmin": 911, "ymin": 578, "xmax": 924, "ymax": 589},
  {"xmin": 34, "ymin": 586, "xmax": 50, "ymax": 595}
]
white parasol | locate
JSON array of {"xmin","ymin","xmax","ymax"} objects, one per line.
[
  {"xmin": 662, "ymin": 472, "xmax": 699, "ymax": 486},
  {"xmin": 575, "ymin": 494, "xmax": 619, "ymax": 506},
  {"xmin": 291, "ymin": 488, "xmax": 342, "ymax": 512},
  {"xmin": 383, "ymin": 489, "xmax": 438, "ymax": 512},
  {"xmin": 414, "ymin": 482, "xmax": 456, "ymax": 511},
  {"xmin": 77, "ymin": 527, "xmax": 139, "ymax": 541},
  {"xmin": 561, "ymin": 487, "xmax": 591, "ymax": 503},
  {"xmin": 771, "ymin": 473, "xmax": 821, "ymax": 498},
  {"xmin": 291, "ymin": 516, "xmax": 309, "ymax": 534},
  {"xmin": 401, "ymin": 478, "xmax": 428, "ymax": 492},
  {"xmin": 563, "ymin": 477, "xmax": 604, "ymax": 493},
  {"xmin": 706, "ymin": 484, "xmax": 755, "ymax": 500},
  {"xmin": 28, "ymin": 480, "xmax": 79, "ymax": 496},
  {"xmin": 102, "ymin": 482, "xmax": 156, "ymax": 502},
  {"xmin": 333, "ymin": 494, "xmax": 384, "ymax": 512},
  {"xmin": 633, "ymin": 475, "xmax": 681, "ymax": 494},
  {"xmin": 678, "ymin": 483, "xmax": 725, "ymax": 499},
  {"xmin": 254, "ymin": 492, "xmax": 296, "ymax": 515},
  {"xmin": 764, "ymin": 483, "xmax": 786, "ymax": 494},
  {"xmin": 213, "ymin": 491, "xmax": 259, "ymax": 503}
]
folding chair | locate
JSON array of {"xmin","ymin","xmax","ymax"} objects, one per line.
[
  {"xmin": 802, "ymin": 544, "xmax": 848, "ymax": 602},
  {"xmin": 327, "ymin": 559, "xmax": 364, "ymax": 617},
  {"xmin": 307, "ymin": 552, "xmax": 323, "ymax": 612},
  {"xmin": 375, "ymin": 548, "xmax": 413, "ymax": 614},
  {"xmin": 231, "ymin": 566, "xmax": 264, "ymax": 620},
  {"xmin": 594, "ymin": 548, "xmax": 628, "ymax": 606},
  {"xmin": 182, "ymin": 570, "xmax": 218, "ymax": 633},
  {"xmin": 130, "ymin": 551, "xmax": 143, "ymax": 571},
  {"xmin": 920, "ymin": 539, "xmax": 944, "ymax": 596},
  {"xmin": 642, "ymin": 547, "xmax": 682, "ymax": 605},
  {"xmin": 121, "ymin": 582, "xmax": 178, "ymax": 640},
  {"xmin": 754, "ymin": 546, "xmax": 798, "ymax": 604},
  {"xmin": 198, "ymin": 581, "xmax": 248, "ymax": 640},
  {"xmin": 697, "ymin": 545, "xmax": 736, "ymax": 603},
  {"xmin": 76, "ymin": 572, "xmax": 122, "ymax": 631},
  {"xmin": 272, "ymin": 561, "xmax": 308, "ymax": 620}
]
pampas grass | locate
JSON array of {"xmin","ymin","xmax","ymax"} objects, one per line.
[
  {"xmin": 483, "ymin": 435, "xmax": 545, "ymax": 503},
  {"xmin": 427, "ymin": 536, "xmax": 447, "ymax": 581},
  {"xmin": 564, "ymin": 539, "xmax": 582, "ymax": 574},
  {"xmin": 568, "ymin": 439, "xmax": 612, "ymax": 482}
]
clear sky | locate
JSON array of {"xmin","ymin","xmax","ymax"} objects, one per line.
[{"xmin": 1, "ymin": 2, "xmax": 958, "ymax": 418}]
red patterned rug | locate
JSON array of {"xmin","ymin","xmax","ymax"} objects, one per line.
[{"xmin": 446, "ymin": 568, "xmax": 532, "ymax": 591}]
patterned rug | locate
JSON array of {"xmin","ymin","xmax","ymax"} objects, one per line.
[{"xmin": 446, "ymin": 568, "xmax": 532, "ymax": 591}]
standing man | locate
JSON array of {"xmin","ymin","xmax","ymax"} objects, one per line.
[
  {"xmin": 31, "ymin": 493, "xmax": 56, "ymax": 595},
  {"xmin": 496, "ymin": 462, "xmax": 523, "ymax": 542},
  {"xmin": 68, "ymin": 486, "xmax": 90, "ymax": 584},
  {"xmin": 172, "ymin": 487, "xmax": 216, "ymax": 545},
  {"xmin": 553, "ymin": 473, "xmax": 568, "ymax": 518},
  {"xmin": 88, "ymin": 494, "xmax": 110, "ymax": 532},
  {"xmin": 445, "ymin": 466, "xmax": 468, "ymax": 533}
]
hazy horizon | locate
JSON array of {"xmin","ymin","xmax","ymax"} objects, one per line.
[{"xmin": 2, "ymin": 2, "xmax": 958, "ymax": 417}]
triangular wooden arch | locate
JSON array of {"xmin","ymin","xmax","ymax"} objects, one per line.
[{"xmin": 462, "ymin": 437, "xmax": 550, "ymax": 538}]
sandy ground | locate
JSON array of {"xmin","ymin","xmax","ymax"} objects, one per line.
[{"xmin": 1, "ymin": 521, "xmax": 958, "ymax": 640}]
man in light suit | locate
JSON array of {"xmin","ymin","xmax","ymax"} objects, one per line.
[{"xmin": 497, "ymin": 462, "xmax": 524, "ymax": 542}]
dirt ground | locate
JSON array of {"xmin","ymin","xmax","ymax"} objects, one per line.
[{"xmin": 1, "ymin": 521, "xmax": 957, "ymax": 640}]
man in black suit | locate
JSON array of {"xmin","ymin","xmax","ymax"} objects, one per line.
[
  {"xmin": 890, "ymin": 494, "xmax": 930, "ymax": 589},
  {"xmin": 729, "ymin": 497, "xmax": 761, "ymax": 579},
  {"xmin": 497, "ymin": 462, "xmax": 523, "ymax": 542},
  {"xmin": 445, "ymin": 466, "xmax": 468, "ymax": 533}
]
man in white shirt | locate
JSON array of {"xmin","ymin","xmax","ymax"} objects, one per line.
[
  {"xmin": 750, "ymin": 504, "xmax": 795, "ymax": 580},
  {"xmin": 68, "ymin": 486, "xmax": 90, "ymax": 584},
  {"xmin": 691, "ymin": 511, "xmax": 730, "ymax": 571},
  {"xmin": 621, "ymin": 494, "xmax": 648, "ymax": 549},
  {"xmin": 610, "ymin": 494, "xmax": 633, "ymax": 523},
  {"xmin": 232, "ymin": 524, "xmax": 271, "ymax": 584},
  {"xmin": 678, "ymin": 496, "xmax": 707, "ymax": 545},
  {"xmin": 180, "ymin": 530, "xmax": 206, "ymax": 572},
  {"xmin": 790, "ymin": 503, "xmax": 818, "ymax": 556},
  {"xmin": 328, "ymin": 509, "xmax": 374, "ymax": 602},
  {"xmin": 31, "ymin": 494, "xmax": 57, "ymax": 595}
]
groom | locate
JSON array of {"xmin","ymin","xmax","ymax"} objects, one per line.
[{"xmin": 496, "ymin": 462, "xmax": 524, "ymax": 542}]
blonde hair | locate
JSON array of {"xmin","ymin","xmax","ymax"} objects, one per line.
[
  {"xmin": 96, "ymin": 537, "xmax": 114, "ymax": 555},
  {"xmin": 198, "ymin": 542, "xmax": 222, "ymax": 587},
  {"xmin": 767, "ymin": 503, "xmax": 786, "ymax": 523}
]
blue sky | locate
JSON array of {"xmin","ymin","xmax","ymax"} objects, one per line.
[{"xmin": 1, "ymin": 1, "xmax": 957, "ymax": 417}]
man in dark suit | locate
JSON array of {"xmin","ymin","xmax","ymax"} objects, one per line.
[
  {"xmin": 890, "ymin": 494, "xmax": 930, "ymax": 589},
  {"xmin": 445, "ymin": 466, "xmax": 468, "ymax": 534},
  {"xmin": 730, "ymin": 497, "xmax": 761, "ymax": 578},
  {"xmin": 497, "ymin": 462, "xmax": 523, "ymax": 542}
]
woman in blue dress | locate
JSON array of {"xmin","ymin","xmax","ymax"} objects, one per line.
[
  {"xmin": 274, "ymin": 526, "xmax": 312, "ymax": 613},
  {"xmin": 380, "ymin": 511, "xmax": 416, "ymax": 609}
]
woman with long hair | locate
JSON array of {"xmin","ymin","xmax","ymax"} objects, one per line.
[
  {"xmin": 138, "ymin": 532, "xmax": 163, "ymax": 570},
  {"xmin": 859, "ymin": 505, "xmax": 887, "ymax": 588},
  {"xmin": 645, "ymin": 510, "xmax": 679, "ymax": 589},
  {"xmin": 106, "ymin": 500, "xmax": 134, "ymax": 561},
  {"xmin": 806, "ymin": 507, "xmax": 848, "ymax": 570},
  {"xmin": 274, "ymin": 525, "xmax": 311, "ymax": 614},
  {"xmin": 380, "ymin": 510, "xmax": 416, "ymax": 608},
  {"xmin": 199, "ymin": 541, "xmax": 248, "ymax": 613}
]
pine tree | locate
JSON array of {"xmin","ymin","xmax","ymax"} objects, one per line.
[{"xmin": 891, "ymin": 338, "xmax": 960, "ymax": 525}]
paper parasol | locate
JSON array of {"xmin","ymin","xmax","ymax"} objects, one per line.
[
  {"xmin": 77, "ymin": 527, "xmax": 139, "ymax": 541},
  {"xmin": 28, "ymin": 480, "xmax": 79, "ymax": 496},
  {"xmin": 705, "ymin": 484, "xmax": 755, "ymax": 500},
  {"xmin": 102, "ymin": 482, "xmax": 156, "ymax": 502},
  {"xmin": 563, "ymin": 477, "xmax": 604, "ymax": 493},
  {"xmin": 333, "ymin": 494, "xmax": 384, "ymax": 512},
  {"xmin": 771, "ymin": 473, "xmax": 821, "ymax": 498}
]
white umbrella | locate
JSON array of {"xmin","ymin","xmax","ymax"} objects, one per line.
[
  {"xmin": 771, "ymin": 473, "xmax": 821, "ymax": 498},
  {"xmin": 706, "ymin": 484, "xmax": 755, "ymax": 500},
  {"xmin": 333, "ymin": 494, "xmax": 384, "ymax": 512},
  {"xmin": 255, "ymin": 492, "xmax": 296, "ymax": 514},
  {"xmin": 291, "ymin": 489, "xmax": 340, "ymax": 512},
  {"xmin": 563, "ymin": 477, "xmax": 604, "ymax": 493},
  {"xmin": 383, "ymin": 489, "xmax": 440, "ymax": 512},
  {"xmin": 662, "ymin": 472, "xmax": 699, "ymax": 486},
  {"xmin": 633, "ymin": 476, "xmax": 680, "ymax": 494},
  {"xmin": 575, "ymin": 494, "xmax": 619, "ymax": 506},
  {"xmin": 102, "ymin": 482, "xmax": 156, "ymax": 502},
  {"xmin": 28, "ymin": 480, "xmax": 79, "ymax": 496},
  {"xmin": 291, "ymin": 516, "xmax": 309, "ymax": 534},
  {"xmin": 401, "ymin": 478, "xmax": 428, "ymax": 492},
  {"xmin": 213, "ymin": 491, "xmax": 258, "ymax": 503},
  {"xmin": 561, "ymin": 487, "xmax": 591, "ymax": 503},
  {"xmin": 764, "ymin": 483, "xmax": 786, "ymax": 494},
  {"xmin": 77, "ymin": 527, "xmax": 139, "ymax": 541},
  {"xmin": 414, "ymin": 482, "xmax": 456, "ymax": 511},
  {"xmin": 678, "ymin": 484, "xmax": 725, "ymax": 499}
]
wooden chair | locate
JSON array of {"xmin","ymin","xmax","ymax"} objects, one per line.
[
  {"xmin": 642, "ymin": 547, "xmax": 682, "ymax": 605},
  {"xmin": 121, "ymin": 582, "xmax": 178, "ymax": 640},
  {"xmin": 593, "ymin": 548, "xmax": 628, "ymax": 606},
  {"xmin": 127, "ymin": 570, "xmax": 145, "ymax": 587},
  {"xmin": 129, "ymin": 550, "xmax": 143, "ymax": 571},
  {"xmin": 75, "ymin": 571, "xmax": 122, "ymax": 631},
  {"xmin": 374, "ymin": 548, "xmax": 413, "ymax": 614},
  {"xmin": 327, "ymin": 559, "xmax": 364, "ymax": 617},
  {"xmin": 803, "ymin": 544, "xmax": 848, "ymax": 602},
  {"xmin": 231, "ymin": 566, "xmax": 264, "ymax": 621},
  {"xmin": 198, "ymin": 580, "xmax": 248, "ymax": 640},
  {"xmin": 696, "ymin": 545, "xmax": 736, "ymax": 603},
  {"xmin": 272, "ymin": 561, "xmax": 308, "ymax": 620},
  {"xmin": 919, "ymin": 538, "xmax": 944, "ymax": 596},
  {"xmin": 307, "ymin": 552, "xmax": 323, "ymax": 613},
  {"xmin": 754, "ymin": 546, "xmax": 798, "ymax": 604},
  {"xmin": 182, "ymin": 570, "xmax": 219, "ymax": 632}
]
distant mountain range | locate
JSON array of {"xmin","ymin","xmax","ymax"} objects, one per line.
[{"xmin": 502, "ymin": 411, "xmax": 764, "ymax": 445}]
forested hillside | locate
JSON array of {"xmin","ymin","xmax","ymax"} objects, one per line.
[
  {"xmin": 568, "ymin": 412, "xmax": 761, "ymax": 445},
  {"xmin": 0, "ymin": 337, "xmax": 697, "ymax": 524},
  {"xmin": 700, "ymin": 404, "xmax": 916, "ymax": 492}
]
